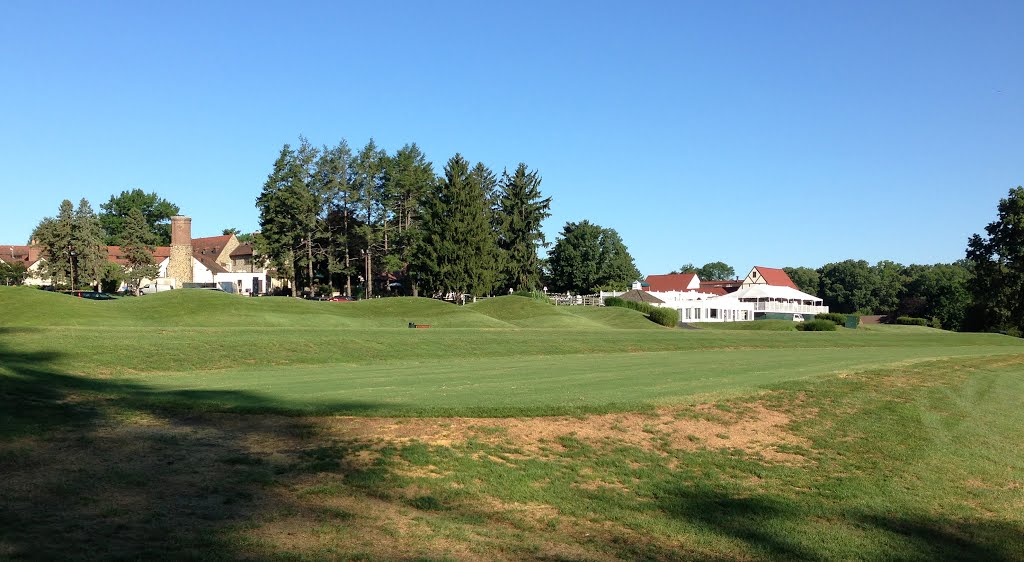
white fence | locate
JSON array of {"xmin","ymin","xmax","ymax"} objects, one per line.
[
  {"xmin": 548, "ymin": 293, "xmax": 604, "ymax": 306},
  {"xmin": 751, "ymin": 302, "xmax": 829, "ymax": 314}
]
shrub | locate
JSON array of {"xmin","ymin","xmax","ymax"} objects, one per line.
[
  {"xmin": 604, "ymin": 297, "xmax": 656, "ymax": 315},
  {"xmin": 796, "ymin": 319, "xmax": 837, "ymax": 331},
  {"xmin": 896, "ymin": 316, "xmax": 928, "ymax": 326},
  {"xmin": 930, "ymin": 317, "xmax": 943, "ymax": 329},
  {"xmin": 648, "ymin": 307, "xmax": 679, "ymax": 327},
  {"xmin": 815, "ymin": 312, "xmax": 848, "ymax": 325},
  {"xmin": 512, "ymin": 290, "xmax": 551, "ymax": 303},
  {"xmin": 605, "ymin": 297, "xmax": 676, "ymax": 326}
]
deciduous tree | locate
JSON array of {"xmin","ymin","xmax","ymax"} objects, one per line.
[
  {"xmin": 99, "ymin": 189, "xmax": 180, "ymax": 245},
  {"xmin": 966, "ymin": 186, "xmax": 1024, "ymax": 334},
  {"xmin": 548, "ymin": 221, "xmax": 640, "ymax": 293}
]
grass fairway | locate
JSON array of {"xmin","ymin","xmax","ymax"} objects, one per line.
[{"xmin": 2, "ymin": 288, "xmax": 1023, "ymax": 560}]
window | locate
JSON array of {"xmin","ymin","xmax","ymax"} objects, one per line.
[{"xmin": 710, "ymin": 308, "xmax": 718, "ymax": 319}]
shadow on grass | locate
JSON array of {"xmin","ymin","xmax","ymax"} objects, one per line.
[
  {"xmin": 0, "ymin": 332, "xmax": 384, "ymax": 560},
  {"xmin": 651, "ymin": 482, "xmax": 1023, "ymax": 561}
]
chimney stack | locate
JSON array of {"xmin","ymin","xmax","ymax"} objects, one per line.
[{"xmin": 167, "ymin": 215, "xmax": 194, "ymax": 284}]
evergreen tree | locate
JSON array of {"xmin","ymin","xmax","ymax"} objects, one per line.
[
  {"xmin": 99, "ymin": 189, "xmax": 180, "ymax": 245},
  {"xmin": 386, "ymin": 144, "xmax": 435, "ymax": 295},
  {"xmin": 256, "ymin": 145, "xmax": 302, "ymax": 295},
  {"xmin": 32, "ymin": 200, "xmax": 77, "ymax": 287},
  {"xmin": 496, "ymin": 163, "xmax": 551, "ymax": 291},
  {"xmin": 351, "ymin": 139, "xmax": 388, "ymax": 297},
  {"xmin": 314, "ymin": 140, "xmax": 357, "ymax": 295},
  {"xmin": 122, "ymin": 208, "xmax": 159, "ymax": 295},
  {"xmin": 74, "ymin": 199, "xmax": 108, "ymax": 291},
  {"xmin": 414, "ymin": 154, "xmax": 499, "ymax": 301}
]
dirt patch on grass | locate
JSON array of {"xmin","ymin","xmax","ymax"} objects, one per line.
[{"xmin": 313, "ymin": 401, "xmax": 813, "ymax": 464}]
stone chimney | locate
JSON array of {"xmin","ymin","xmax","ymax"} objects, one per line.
[{"xmin": 167, "ymin": 215, "xmax": 193, "ymax": 284}]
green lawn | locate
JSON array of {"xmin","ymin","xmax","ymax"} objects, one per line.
[{"xmin": 2, "ymin": 288, "xmax": 1023, "ymax": 560}]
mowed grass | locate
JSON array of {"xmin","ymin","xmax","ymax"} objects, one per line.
[{"xmin": 2, "ymin": 288, "xmax": 1024, "ymax": 560}]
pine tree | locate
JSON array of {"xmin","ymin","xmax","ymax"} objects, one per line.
[
  {"xmin": 74, "ymin": 199, "xmax": 107, "ymax": 291},
  {"xmin": 414, "ymin": 154, "xmax": 499, "ymax": 301},
  {"xmin": 122, "ymin": 208, "xmax": 159, "ymax": 295},
  {"xmin": 32, "ymin": 200, "xmax": 77, "ymax": 288},
  {"xmin": 256, "ymin": 145, "xmax": 301, "ymax": 295},
  {"xmin": 351, "ymin": 139, "xmax": 388, "ymax": 297},
  {"xmin": 385, "ymin": 144, "xmax": 435, "ymax": 295},
  {"xmin": 496, "ymin": 163, "xmax": 551, "ymax": 291}
]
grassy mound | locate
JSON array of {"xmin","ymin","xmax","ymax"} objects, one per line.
[
  {"xmin": 0, "ymin": 288, "xmax": 511, "ymax": 329},
  {"xmin": 467, "ymin": 296, "xmax": 607, "ymax": 328}
]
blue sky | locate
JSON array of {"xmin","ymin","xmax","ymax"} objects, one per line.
[{"xmin": 1, "ymin": 0, "xmax": 1021, "ymax": 277}]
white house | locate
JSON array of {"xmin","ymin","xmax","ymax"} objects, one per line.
[{"xmin": 610, "ymin": 266, "xmax": 827, "ymax": 323}]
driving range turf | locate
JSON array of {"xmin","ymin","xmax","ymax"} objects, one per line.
[{"xmin": 2, "ymin": 288, "xmax": 1023, "ymax": 560}]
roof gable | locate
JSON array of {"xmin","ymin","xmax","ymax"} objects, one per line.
[{"xmin": 751, "ymin": 266, "xmax": 797, "ymax": 289}]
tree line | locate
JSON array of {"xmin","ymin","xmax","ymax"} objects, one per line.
[
  {"xmin": 254, "ymin": 137, "xmax": 559, "ymax": 299},
  {"xmin": 672, "ymin": 187, "xmax": 1023, "ymax": 335},
  {"xmin": 25, "ymin": 190, "xmax": 177, "ymax": 293}
]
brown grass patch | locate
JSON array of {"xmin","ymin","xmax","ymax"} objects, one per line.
[{"xmin": 312, "ymin": 400, "xmax": 814, "ymax": 465}]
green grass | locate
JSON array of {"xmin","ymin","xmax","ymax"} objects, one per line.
[{"xmin": 2, "ymin": 288, "xmax": 1023, "ymax": 560}]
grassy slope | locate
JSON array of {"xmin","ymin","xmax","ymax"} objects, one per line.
[
  {"xmin": 3, "ymin": 288, "xmax": 1024, "ymax": 559},
  {"xmin": 2, "ymin": 287, "xmax": 1022, "ymax": 417}
]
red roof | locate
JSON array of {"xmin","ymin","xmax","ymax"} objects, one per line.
[
  {"xmin": 229, "ymin": 243, "xmax": 254, "ymax": 258},
  {"xmin": 697, "ymin": 287, "xmax": 728, "ymax": 296},
  {"xmin": 753, "ymin": 266, "xmax": 797, "ymax": 289},
  {"xmin": 645, "ymin": 273, "xmax": 697, "ymax": 292},
  {"xmin": 1, "ymin": 245, "xmax": 42, "ymax": 267}
]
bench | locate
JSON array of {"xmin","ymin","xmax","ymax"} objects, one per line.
[{"xmin": 408, "ymin": 323, "xmax": 432, "ymax": 329}]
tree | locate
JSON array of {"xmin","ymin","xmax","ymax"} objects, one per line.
[
  {"xmin": 413, "ymin": 154, "xmax": 499, "ymax": 300},
  {"xmin": 547, "ymin": 221, "xmax": 640, "ymax": 293},
  {"xmin": 222, "ymin": 228, "xmax": 254, "ymax": 243},
  {"xmin": 673, "ymin": 263, "xmax": 698, "ymax": 274},
  {"xmin": 351, "ymin": 139, "xmax": 388, "ymax": 298},
  {"xmin": 818, "ymin": 259, "xmax": 880, "ymax": 314},
  {"xmin": 0, "ymin": 260, "xmax": 27, "ymax": 286},
  {"xmin": 384, "ymin": 144, "xmax": 435, "ymax": 295},
  {"xmin": 596, "ymin": 228, "xmax": 642, "ymax": 291},
  {"xmin": 99, "ymin": 189, "xmax": 180, "ymax": 245},
  {"xmin": 783, "ymin": 266, "xmax": 820, "ymax": 296},
  {"xmin": 904, "ymin": 262, "xmax": 972, "ymax": 330},
  {"xmin": 966, "ymin": 186, "xmax": 1024, "ymax": 334},
  {"xmin": 255, "ymin": 145, "xmax": 302, "ymax": 296},
  {"xmin": 696, "ymin": 261, "xmax": 735, "ymax": 281},
  {"xmin": 32, "ymin": 200, "xmax": 77, "ymax": 287},
  {"xmin": 495, "ymin": 163, "xmax": 551, "ymax": 291},
  {"xmin": 123, "ymin": 208, "xmax": 160, "ymax": 295},
  {"xmin": 31, "ymin": 199, "xmax": 106, "ymax": 290},
  {"xmin": 74, "ymin": 199, "xmax": 108, "ymax": 291},
  {"xmin": 873, "ymin": 260, "xmax": 907, "ymax": 315}
]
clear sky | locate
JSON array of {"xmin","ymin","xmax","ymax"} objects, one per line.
[{"xmin": 1, "ymin": 0, "xmax": 1021, "ymax": 277}]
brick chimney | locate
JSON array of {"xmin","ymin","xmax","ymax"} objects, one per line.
[{"xmin": 167, "ymin": 215, "xmax": 193, "ymax": 284}]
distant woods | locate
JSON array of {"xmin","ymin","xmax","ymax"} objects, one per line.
[{"xmin": 255, "ymin": 137, "xmax": 554, "ymax": 299}]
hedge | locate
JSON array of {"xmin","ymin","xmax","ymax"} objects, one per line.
[
  {"xmin": 648, "ymin": 307, "xmax": 679, "ymax": 327},
  {"xmin": 605, "ymin": 297, "xmax": 677, "ymax": 327},
  {"xmin": 796, "ymin": 319, "xmax": 837, "ymax": 331},
  {"xmin": 896, "ymin": 316, "xmax": 928, "ymax": 326},
  {"xmin": 815, "ymin": 312, "xmax": 848, "ymax": 326}
]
